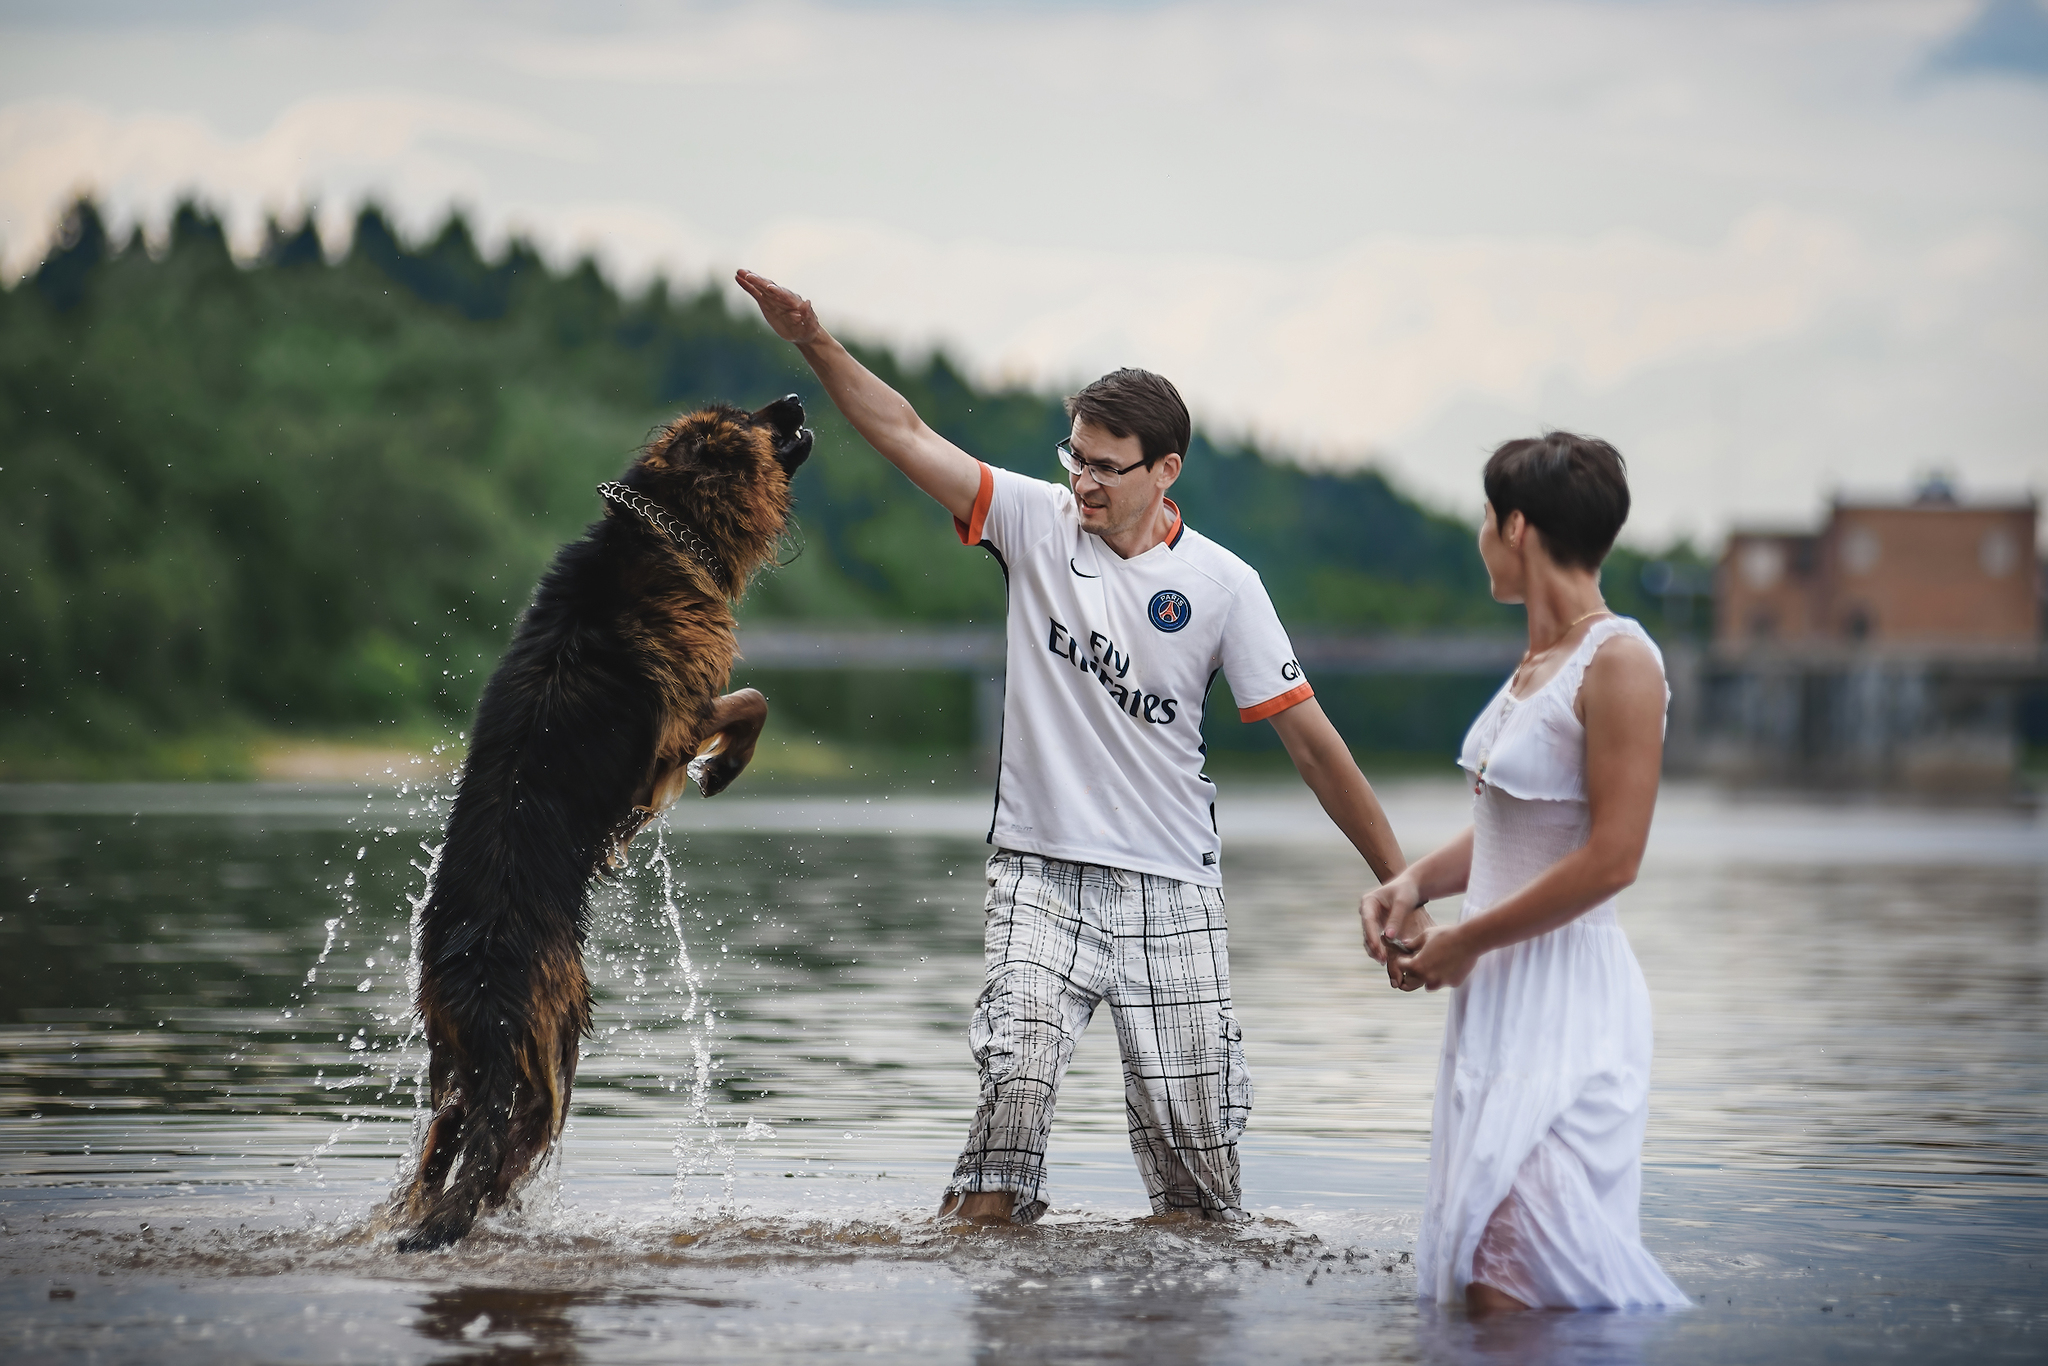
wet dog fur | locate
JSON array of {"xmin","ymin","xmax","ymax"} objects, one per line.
[{"xmin": 395, "ymin": 395, "xmax": 812, "ymax": 1252}]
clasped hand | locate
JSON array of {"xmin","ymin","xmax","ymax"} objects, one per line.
[{"xmin": 1357, "ymin": 881, "xmax": 1479, "ymax": 992}]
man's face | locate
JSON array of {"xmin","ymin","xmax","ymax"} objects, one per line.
[{"xmin": 1067, "ymin": 418, "xmax": 1179, "ymax": 540}]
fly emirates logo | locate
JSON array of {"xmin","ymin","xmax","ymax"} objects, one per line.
[{"xmin": 1046, "ymin": 617, "xmax": 1180, "ymax": 726}]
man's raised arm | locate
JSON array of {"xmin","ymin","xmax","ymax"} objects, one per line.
[{"xmin": 735, "ymin": 270, "xmax": 982, "ymax": 523}]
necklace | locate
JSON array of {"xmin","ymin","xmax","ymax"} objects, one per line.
[
  {"xmin": 596, "ymin": 481, "xmax": 732, "ymax": 596},
  {"xmin": 1508, "ymin": 605, "xmax": 1611, "ymax": 696},
  {"xmin": 1480, "ymin": 604, "xmax": 1612, "ymax": 793}
]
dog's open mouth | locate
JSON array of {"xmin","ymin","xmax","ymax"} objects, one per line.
[
  {"xmin": 754, "ymin": 393, "xmax": 813, "ymax": 474},
  {"xmin": 776, "ymin": 426, "xmax": 814, "ymax": 473}
]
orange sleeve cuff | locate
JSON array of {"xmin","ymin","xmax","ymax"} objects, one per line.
[
  {"xmin": 1238, "ymin": 681, "xmax": 1314, "ymax": 723},
  {"xmin": 953, "ymin": 462, "xmax": 995, "ymax": 545}
]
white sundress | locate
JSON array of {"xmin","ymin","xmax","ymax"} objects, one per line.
[{"xmin": 1415, "ymin": 615, "xmax": 1691, "ymax": 1310}]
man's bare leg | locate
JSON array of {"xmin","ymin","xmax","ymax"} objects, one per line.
[
  {"xmin": 1467, "ymin": 1281, "xmax": 1531, "ymax": 1314},
  {"xmin": 937, "ymin": 1191, "xmax": 1015, "ymax": 1224}
]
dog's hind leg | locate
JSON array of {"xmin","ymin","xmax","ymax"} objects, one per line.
[
  {"xmin": 402, "ymin": 1019, "xmax": 467, "ymax": 1219},
  {"xmin": 408, "ymin": 1095, "xmax": 465, "ymax": 1214}
]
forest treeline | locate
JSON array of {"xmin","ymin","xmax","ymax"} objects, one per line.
[{"xmin": 2, "ymin": 199, "xmax": 1702, "ymax": 776}]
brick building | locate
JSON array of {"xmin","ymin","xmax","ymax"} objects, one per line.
[
  {"xmin": 1698, "ymin": 480, "xmax": 2042, "ymax": 789},
  {"xmin": 1717, "ymin": 479, "xmax": 2037, "ymax": 650}
]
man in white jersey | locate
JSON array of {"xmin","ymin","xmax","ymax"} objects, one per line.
[{"xmin": 737, "ymin": 269, "xmax": 1406, "ymax": 1224}]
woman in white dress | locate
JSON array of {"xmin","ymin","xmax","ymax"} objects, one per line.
[{"xmin": 1360, "ymin": 433, "xmax": 1691, "ymax": 1314}]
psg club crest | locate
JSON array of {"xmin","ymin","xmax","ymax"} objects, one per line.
[{"xmin": 1148, "ymin": 589, "xmax": 1192, "ymax": 633}]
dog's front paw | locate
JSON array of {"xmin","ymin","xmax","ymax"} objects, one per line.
[
  {"xmin": 688, "ymin": 752, "xmax": 743, "ymax": 797},
  {"xmin": 688, "ymin": 692, "xmax": 766, "ymax": 797}
]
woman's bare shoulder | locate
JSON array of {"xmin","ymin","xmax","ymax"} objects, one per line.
[{"xmin": 1576, "ymin": 630, "xmax": 1665, "ymax": 721}]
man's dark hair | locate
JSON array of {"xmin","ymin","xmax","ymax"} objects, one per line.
[
  {"xmin": 1482, "ymin": 431, "xmax": 1631, "ymax": 570},
  {"xmin": 1064, "ymin": 368, "xmax": 1192, "ymax": 466}
]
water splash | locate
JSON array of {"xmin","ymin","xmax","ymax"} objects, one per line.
[
  {"xmin": 381, "ymin": 756, "xmax": 458, "ymax": 1193},
  {"xmin": 285, "ymin": 827, "xmax": 364, "ymax": 1189},
  {"xmin": 643, "ymin": 824, "xmax": 734, "ymax": 1209},
  {"xmin": 268, "ymin": 749, "xmax": 460, "ymax": 1196},
  {"xmin": 383, "ymin": 817, "xmax": 446, "ymax": 1193},
  {"xmin": 266, "ymin": 738, "xmax": 746, "ymax": 1230}
]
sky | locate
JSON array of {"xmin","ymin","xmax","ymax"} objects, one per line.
[{"xmin": 2, "ymin": 0, "xmax": 2044, "ymax": 546}]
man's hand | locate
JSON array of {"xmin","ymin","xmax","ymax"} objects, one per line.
[
  {"xmin": 731, "ymin": 267, "xmax": 982, "ymax": 523},
  {"xmin": 735, "ymin": 270, "xmax": 826, "ymax": 348},
  {"xmin": 1359, "ymin": 878, "xmax": 1435, "ymax": 988}
]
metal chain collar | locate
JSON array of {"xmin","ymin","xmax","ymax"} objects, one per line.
[{"xmin": 595, "ymin": 481, "xmax": 732, "ymax": 596}]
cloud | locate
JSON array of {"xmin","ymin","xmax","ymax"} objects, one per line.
[
  {"xmin": 1395, "ymin": 218, "xmax": 2048, "ymax": 538},
  {"xmin": 0, "ymin": 0, "xmax": 2041, "ymax": 542},
  {"xmin": 0, "ymin": 94, "xmax": 593, "ymax": 274},
  {"xmin": 745, "ymin": 204, "xmax": 1872, "ymax": 455},
  {"xmin": 1927, "ymin": 0, "xmax": 2048, "ymax": 81}
]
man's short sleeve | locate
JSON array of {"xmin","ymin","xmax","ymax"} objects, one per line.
[
  {"xmin": 1219, "ymin": 573, "xmax": 1314, "ymax": 722},
  {"xmin": 954, "ymin": 462, "xmax": 1067, "ymax": 553}
]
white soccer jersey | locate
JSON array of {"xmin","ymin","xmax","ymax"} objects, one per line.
[{"xmin": 956, "ymin": 462, "xmax": 1314, "ymax": 885}]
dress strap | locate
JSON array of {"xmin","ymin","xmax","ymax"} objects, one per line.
[{"xmin": 1556, "ymin": 616, "xmax": 1663, "ymax": 709}]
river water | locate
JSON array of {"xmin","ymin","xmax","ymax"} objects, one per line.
[{"xmin": 1, "ymin": 776, "xmax": 2043, "ymax": 1364}]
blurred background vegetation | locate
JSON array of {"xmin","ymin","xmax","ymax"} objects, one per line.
[{"xmin": 2, "ymin": 199, "xmax": 1710, "ymax": 782}]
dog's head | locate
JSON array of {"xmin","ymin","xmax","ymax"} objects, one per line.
[{"xmin": 621, "ymin": 395, "xmax": 813, "ymax": 596}]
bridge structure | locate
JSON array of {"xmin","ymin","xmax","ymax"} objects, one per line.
[
  {"xmin": 733, "ymin": 625, "xmax": 1526, "ymax": 761},
  {"xmin": 1690, "ymin": 641, "xmax": 2048, "ymax": 789}
]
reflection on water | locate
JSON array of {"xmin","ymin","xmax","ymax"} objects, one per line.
[
  {"xmin": 414, "ymin": 1285, "xmax": 589, "ymax": 1362},
  {"xmin": 1, "ymin": 779, "xmax": 2044, "ymax": 1364}
]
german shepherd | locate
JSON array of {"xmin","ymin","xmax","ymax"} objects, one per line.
[{"xmin": 395, "ymin": 395, "xmax": 812, "ymax": 1252}]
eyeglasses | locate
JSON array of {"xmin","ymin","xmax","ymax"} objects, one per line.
[{"xmin": 1056, "ymin": 438, "xmax": 1154, "ymax": 487}]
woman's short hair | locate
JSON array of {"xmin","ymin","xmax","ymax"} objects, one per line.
[
  {"xmin": 1483, "ymin": 432, "xmax": 1630, "ymax": 570},
  {"xmin": 1065, "ymin": 368, "xmax": 1191, "ymax": 466}
]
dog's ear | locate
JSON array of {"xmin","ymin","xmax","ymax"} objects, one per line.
[
  {"xmin": 637, "ymin": 425, "xmax": 689, "ymax": 473},
  {"xmin": 694, "ymin": 414, "xmax": 777, "ymax": 475},
  {"xmin": 640, "ymin": 418, "xmax": 731, "ymax": 477}
]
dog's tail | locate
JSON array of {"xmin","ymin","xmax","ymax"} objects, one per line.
[{"xmin": 397, "ymin": 938, "xmax": 588, "ymax": 1253}]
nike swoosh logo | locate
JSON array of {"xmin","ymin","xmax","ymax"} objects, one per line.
[{"xmin": 1070, "ymin": 558, "xmax": 1099, "ymax": 578}]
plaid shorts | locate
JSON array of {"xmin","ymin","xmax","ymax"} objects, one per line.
[{"xmin": 946, "ymin": 849, "xmax": 1252, "ymax": 1223}]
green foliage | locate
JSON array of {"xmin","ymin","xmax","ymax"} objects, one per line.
[{"xmin": 2, "ymin": 197, "xmax": 1701, "ymax": 771}]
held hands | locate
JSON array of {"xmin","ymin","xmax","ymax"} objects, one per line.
[
  {"xmin": 1359, "ymin": 879, "xmax": 1435, "ymax": 989},
  {"xmin": 1386, "ymin": 921, "xmax": 1483, "ymax": 993},
  {"xmin": 734, "ymin": 270, "xmax": 825, "ymax": 347},
  {"xmin": 1359, "ymin": 879, "xmax": 1482, "ymax": 992}
]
